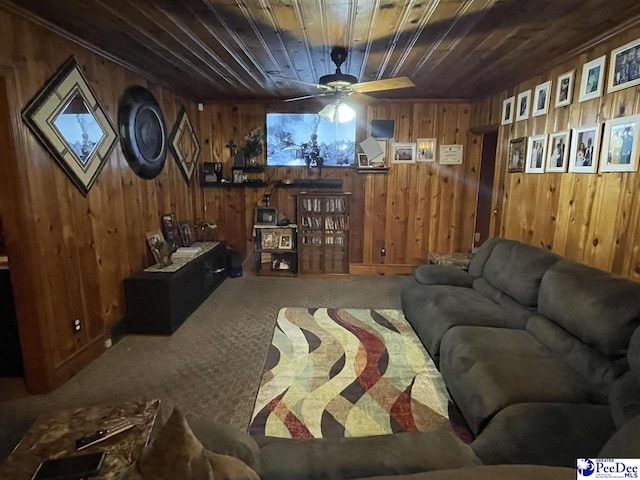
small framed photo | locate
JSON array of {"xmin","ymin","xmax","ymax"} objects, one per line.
[
  {"xmin": 416, "ymin": 138, "xmax": 436, "ymax": 162},
  {"xmin": 439, "ymin": 145, "xmax": 463, "ymax": 165},
  {"xmin": 508, "ymin": 137, "xmax": 527, "ymax": 173},
  {"xmin": 145, "ymin": 230, "xmax": 171, "ymax": 267},
  {"xmin": 579, "ymin": 55, "xmax": 606, "ymax": 102},
  {"xmin": 392, "ymin": 143, "xmax": 416, "ymax": 164},
  {"xmin": 516, "ymin": 90, "xmax": 531, "ymax": 121},
  {"xmin": 358, "ymin": 153, "xmax": 370, "ymax": 167},
  {"xmin": 271, "ymin": 254, "xmax": 293, "ymax": 271},
  {"xmin": 278, "ymin": 233, "xmax": 292, "ymax": 250},
  {"xmin": 546, "ymin": 131, "xmax": 570, "ymax": 173},
  {"xmin": 261, "ymin": 231, "xmax": 277, "ymax": 249},
  {"xmin": 600, "ymin": 114, "xmax": 640, "ymax": 172},
  {"xmin": 532, "ymin": 81, "xmax": 551, "ymax": 117},
  {"xmin": 255, "ymin": 207, "xmax": 277, "ymax": 225},
  {"xmin": 501, "ymin": 96, "xmax": 515, "ymax": 125},
  {"xmin": 374, "ymin": 139, "xmax": 387, "ymax": 165},
  {"xmin": 608, "ymin": 38, "xmax": 640, "ymax": 93},
  {"xmin": 526, "ymin": 134, "xmax": 547, "ymax": 174},
  {"xmin": 569, "ymin": 125, "xmax": 601, "ymax": 174},
  {"xmin": 555, "ymin": 71, "xmax": 574, "ymax": 108}
]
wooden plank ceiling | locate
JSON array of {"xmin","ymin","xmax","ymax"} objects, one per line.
[{"xmin": 8, "ymin": 0, "xmax": 640, "ymax": 101}]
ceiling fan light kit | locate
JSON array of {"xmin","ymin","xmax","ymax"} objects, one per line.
[{"xmin": 319, "ymin": 101, "xmax": 356, "ymax": 123}]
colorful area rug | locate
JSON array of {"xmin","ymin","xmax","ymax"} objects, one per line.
[{"xmin": 250, "ymin": 308, "xmax": 471, "ymax": 440}]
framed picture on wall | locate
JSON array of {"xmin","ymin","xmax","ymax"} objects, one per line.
[
  {"xmin": 439, "ymin": 145, "xmax": 463, "ymax": 165},
  {"xmin": 599, "ymin": 114, "xmax": 640, "ymax": 172},
  {"xmin": 516, "ymin": 90, "xmax": 531, "ymax": 121},
  {"xmin": 416, "ymin": 138, "xmax": 436, "ymax": 162},
  {"xmin": 546, "ymin": 131, "xmax": 570, "ymax": 173},
  {"xmin": 555, "ymin": 70, "xmax": 575, "ymax": 108},
  {"xmin": 532, "ymin": 81, "xmax": 551, "ymax": 117},
  {"xmin": 392, "ymin": 143, "xmax": 416, "ymax": 164},
  {"xmin": 608, "ymin": 38, "xmax": 640, "ymax": 93},
  {"xmin": 579, "ymin": 55, "xmax": 606, "ymax": 102},
  {"xmin": 501, "ymin": 96, "xmax": 515, "ymax": 125},
  {"xmin": 508, "ymin": 137, "xmax": 527, "ymax": 173},
  {"xmin": 357, "ymin": 153, "xmax": 370, "ymax": 168},
  {"xmin": 525, "ymin": 134, "xmax": 547, "ymax": 174},
  {"xmin": 568, "ymin": 125, "xmax": 601, "ymax": 174}
]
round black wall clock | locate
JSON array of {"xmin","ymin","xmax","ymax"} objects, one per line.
[{"xmin": 118, "ymin": 85, "xmax": 167, "ymax": 179}]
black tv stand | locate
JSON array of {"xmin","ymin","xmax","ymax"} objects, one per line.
[{"xmin": 124, "ymin": 242, "xmax": 227, "ymax": 335}]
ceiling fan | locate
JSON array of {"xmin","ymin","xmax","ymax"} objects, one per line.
[{"xmin": 278, "ymin": 47, "xmax": 415, "ymax": 106}]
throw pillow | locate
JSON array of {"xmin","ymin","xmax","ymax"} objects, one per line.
[{"xmin": 118, "ymin": 408, "xmax": 259, "ymax": 480}]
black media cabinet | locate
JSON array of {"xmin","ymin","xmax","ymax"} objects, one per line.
[{"xmin": 124, "ymin": 242, "xmax": 226, "ymax": 335}]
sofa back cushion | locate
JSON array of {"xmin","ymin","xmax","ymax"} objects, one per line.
[
  {"xmin": 538, "ymin": 261, "xmax": 640, "ymax": 357},
  {"xmin": 478, "ymin": 240, "xmax": 560, "ymax": 307},
  {"xmin": 468, "ymin": 238, "xmax": 501, "ymax": 279},
  {"xmin": 526, "ymin": 315, "xmax": 625, "ymax": 394}
]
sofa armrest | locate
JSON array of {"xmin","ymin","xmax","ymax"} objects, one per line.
[
  {"xmin": 256, "ymin": 428, "xmax": 481, "ymax": 480},
  {"xmin": 188, "ymin": 416, "xmax": 261, "ymax": 473},
  {"xmin": 414, "ymin": 265, "xmax": 473, "ymax": 287}
]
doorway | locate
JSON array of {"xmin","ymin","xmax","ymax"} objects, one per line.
[
  {"xmin": 473, "ymin": 130, "xmax": 498, "ymax": 249},
  {"xmin": 0, "ymin": 75, "xmax": 25, "ymax": 382}
]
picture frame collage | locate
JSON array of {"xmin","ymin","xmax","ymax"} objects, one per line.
[
  {"xmin": 502, "ymin": 36, "xmax": 640, "ymax": 174},
  {"xmin": 363, "ymin": 119, "xmax": 464, "ymax": 168}
]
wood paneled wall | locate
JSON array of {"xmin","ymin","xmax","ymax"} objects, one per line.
[
  {"xmin": 199, "ymin": 100, "xmax": 479, "ymax": 270},
  {"xmin": 471, "ymin": 24, "xmax": 640, "ymax": 281},
  {"xmin": 0, "ymin": 9, "xmax": 202, "ymax": 392}
]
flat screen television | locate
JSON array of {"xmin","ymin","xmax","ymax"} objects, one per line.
[{"xmin": 266, "ymin": 113, "xmax": 356, "ymax": 167}]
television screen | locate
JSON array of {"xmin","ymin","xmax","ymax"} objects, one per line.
[{"xmin": 266, "ymin": 113, "xmax": 356, "ymax": 167}]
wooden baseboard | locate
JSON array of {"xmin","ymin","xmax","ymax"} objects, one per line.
[{"xmin": 349, "ymin": 264, "xmax": 417, "ymax": 275}]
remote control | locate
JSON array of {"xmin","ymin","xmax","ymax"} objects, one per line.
[{"xmin": 75, "ymin": 420, "xmax": 136, "ymax": 450}]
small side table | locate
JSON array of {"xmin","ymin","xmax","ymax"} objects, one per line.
[
  {"xmin": 0, "ymin": 400, "xmax": 160, "ymax": 479},
  {"xmin": 428, "ymin": 252, "xmax": 472, "ymax": 271}
]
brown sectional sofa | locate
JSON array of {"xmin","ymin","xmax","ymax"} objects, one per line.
[{"xmin": 401, "ymin": 237, "xmax": 640, "ymax": 467}]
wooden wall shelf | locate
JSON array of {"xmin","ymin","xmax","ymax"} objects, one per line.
[
  {"xmin": 277, "ymin": 179, "xmax": 343, "ymax": 189},
  {"xmin": 202, "ymin": 181, "xmax": 268, "ymax": 188}
]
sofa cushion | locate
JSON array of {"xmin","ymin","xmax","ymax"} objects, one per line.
[
  {"xmin": 599, "ymin": 414, "xmax": 640, "ymax": 458},
  {"xmin": 526, "ymin": 315, "xmax": 625, "ymax": 392},
  {"xmin": 471, "ymin": 403, "xmax": 615, "ymax": 467},
  {"xmin": 480, "ymin": 240, "xmax": 560, "ymax": 307},
  {"xmin": 255, "ymin": 428, "xmax": 481, "ymax": 480},
  {"xmin": 401, "ymin": 283, "xmax": 526, "ymax": 364},
  {"xmin": 538, "ymin": 260, "xmax": 640, "ymax": 357},
  {"xmin": 354, "ymin": 465, "xmax": 577, "ymax": 480},
  {"xmin": 472, "ymin": 278, "xmax": 537, "ymax": 321},
  {"xmin": 414, "ymin": 265, "xmax": 473, "ymax": 287},
  {"xmin": 439, "ymin": 326, "xmax": 604, "ymax": 436}
]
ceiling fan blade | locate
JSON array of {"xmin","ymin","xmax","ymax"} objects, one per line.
[
  {"xmin": 283, "ymin": 93, "xmax": 332, "ymax": 102},
  {"xmin": 350, "ymin": 76, "xmax": 415, "ymax": 93},
  {"xmin": 273, "ymin": 77, "xmax": 334, "ymax": 91},
  {"xmin": 348, "ymin": 92, "xmax": 378, "ymax": 104}
]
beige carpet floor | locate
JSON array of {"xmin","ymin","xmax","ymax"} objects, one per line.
[{"xmin": 0, "ymin": 271, "xmax": 407, "ymax": 460}]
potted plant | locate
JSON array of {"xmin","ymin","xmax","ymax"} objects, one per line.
[{"xmin": 242, "ymin": 128, "xmax": 265, "ymax": 166}]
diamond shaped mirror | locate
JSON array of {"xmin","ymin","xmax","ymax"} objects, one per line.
[
  {"xmin": 53, "ymin": 92, "xmax": 105, "ymax": 166},
  {"xmin": 22, "ymin": 57, "xmax": 118, "ymax": 196}
]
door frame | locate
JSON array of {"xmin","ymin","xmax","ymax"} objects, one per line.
[{"xmin": 0, "ymin": 65, "xmax": 52, "ymax": 391}]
